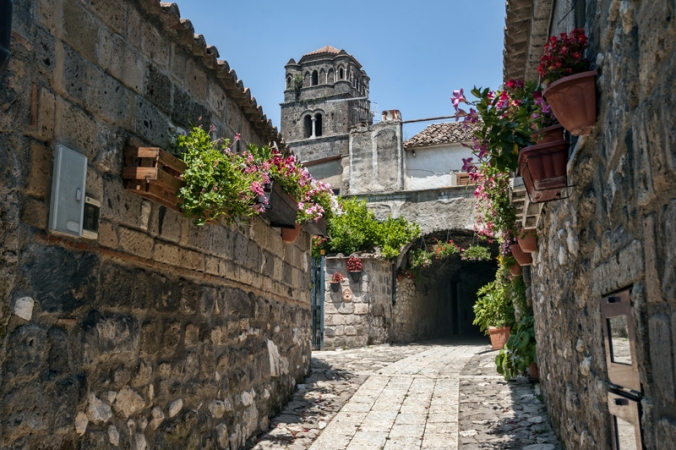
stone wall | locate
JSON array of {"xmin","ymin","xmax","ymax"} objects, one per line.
[
  {"xmin": 322, "ymin": 257, "xmax": 393, "ymax": 349},
  {"xmin": 0, "ymin": 1, "xmax": 311, "ymax": 449},
  {"xmin": 348, "ymin": 120, "xmax": 404, "ymax": 195},
  {"xmin": 504, "ymin": 0, "xmax": 676, "ymax": 448}
]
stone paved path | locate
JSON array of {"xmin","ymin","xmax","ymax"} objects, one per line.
[{"xmin": 248, "ymin": 341, "xmax": 562, "ymax": 450}]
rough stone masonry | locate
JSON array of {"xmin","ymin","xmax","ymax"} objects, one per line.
[
  {"xmin": 504, "ymin": 0, "xmax": 676, "ymax": 448},
  {"xmin": 0, "ymin": 1, "xmax": 312, "ymax": 448}
]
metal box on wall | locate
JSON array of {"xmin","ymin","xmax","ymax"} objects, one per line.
[{"xmin": 48, "ymin": 144, "xmax": 88, "ymax": 238}]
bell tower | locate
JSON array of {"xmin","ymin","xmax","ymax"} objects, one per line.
[{"xmin": 280, "ymin": 46, "xmax": 372, "ymax": 192}]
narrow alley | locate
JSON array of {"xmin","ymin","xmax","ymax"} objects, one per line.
[{"xmin": 249, "ymin": 342, "xmax": 561, "ymax": 450}]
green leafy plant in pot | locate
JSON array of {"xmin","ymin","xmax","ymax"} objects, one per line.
[
  {"xmin": 472, "ymin": 267, "xmax": 516, "ymax": 350},
  {"xmin": 495, "ymin": 315, "xmax": 538, "ymax": 381}
]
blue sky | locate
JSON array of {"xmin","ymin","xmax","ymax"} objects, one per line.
[{"xmin": 173, "ymin": 1, "xmax": 506, "ymax": 140}]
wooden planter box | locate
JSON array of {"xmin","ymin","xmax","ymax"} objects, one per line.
[
  {"xmin": 123, "ymin": 146, "xmax": 186, "ymax": 210},
  {"xmin": 303, "ymin": 216, "xmax": 328, "ymax": 237},
  {"xmin": 259, "ymin": 182, "xmax": 298, "ymax": 228}
]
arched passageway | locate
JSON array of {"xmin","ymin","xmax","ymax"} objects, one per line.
[{"xmin": 392, "ymin": 230, "xmax": 498, "ymax": 343}]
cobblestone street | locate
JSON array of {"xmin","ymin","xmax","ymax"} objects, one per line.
[{"xmin": 249, "ymin": 341, "xmax": 562, "ymax": 450}]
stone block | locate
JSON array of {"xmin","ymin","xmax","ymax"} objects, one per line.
[
  {"xmin": 56, "ymin": 98, "xmax": 97, "ymax": 160},
  {"xmin": 62, "ymin": 0, "xmax": 98, "ymax": 62},
  {"xmin": 662, "ymin": 200, "xmax": 676, "ymax": 301},
  {"xmin": 87, "ymin": 0, "xmax": 127, "ymax": 35},
  {"xmin": 145, "ymin": 63, "xmax": 173, "ymax": 115},
  {"xmin": 184, "ymin": 58, "xmax": 207, "ymax": 102},
  {"xmin": 23, "ymin": 244, "xmax": 99, "ymax": 313},
  {"xmin": 656, "ymin": 417, "xmax": 676, "ymax": 444},
  {"xmin": 592, "ymin": 240, "xmax": 644, "ymax": 295},
  {"xmin": 141, "ymin": 25, "xmax": 170, "ymax": 69},
  {"xmin": 26, "ymin": 142, "xmax": 52, "ymax": 199},
  {"xmin": 169, "ymin": 44, "xmax": 187, "ymax": 83},
  {"xmin": 154, "ymin": 242, "xmax": 181, "ymax": 266},
  {"xmin": 133, "ymin": 95, "xmax": 171, "ymax": 149},
  {"xmin": 20, "ymin": 195, "xmax": 47, "ymax": 231},
  {"xmin": 333, "ymin": 325, "xmax": 345, "ymax": 336},
  {"xmin": 119, "ymin": 226, "xmax": 154, "ymax": 259},
  {"xmin": 4, "ymin": 324, "xmax": 48, "ymax": 378},
  {"xmin": 36, "ymin": 87, "xmax": 56, "ymax": 141},
  {"xmin": 649, "ymin": 313, "xmax": 675, "ymax": 397},
  {"xmin": 82, "ymin": 310, "xmax": 140, "ymax": 364},
  {"xmin": 354, "ymin": 304, "xmax": 369, "ymax": 315}
]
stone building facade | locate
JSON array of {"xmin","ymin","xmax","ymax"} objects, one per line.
[
  {"xmin": 504, "ymin": 0, "xmax": 676, "ymax": 448},
  {"xmin": 322, "ymin": 257, "xmax": 393, "ymax": 349},
  {"xmin": 280, "ymin": 46, "xmax": 372, "ymax": 193},
  {"xmin": 0, "ymin": 1, "xmax": 312, "ymax": 449}
]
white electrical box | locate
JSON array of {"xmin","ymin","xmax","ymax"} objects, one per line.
[{"xmin": 48, "ymin": 144, "xmax": 88, "ymax": 238}]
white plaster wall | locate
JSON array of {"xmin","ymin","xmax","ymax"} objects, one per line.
[{"xmin": 404, "ymin": 143, "xmax": 473, "ymax": 191}]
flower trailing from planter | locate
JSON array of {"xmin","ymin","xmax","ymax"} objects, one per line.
[
  {"xmin": 331, "ymin": 272, "xmax": 344, "ymax": 283},
  {"xmin": 176, "ymin": 126, "xmax": 266, "ymax": 226},
  {"xmin": 537, "ymin": 29, "xmax": 590, "ymax": 86},
  {"xmin": 460, "ymin": 244, "xmax": 491, "ymax": 261},
  {"xmin": 346, "ymin": 256, "xmax": 363, "ymax": 272}
]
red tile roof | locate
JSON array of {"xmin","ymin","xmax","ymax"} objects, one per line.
[
  {"xmin": 303, "ymin": 45, "xmax": 341, "ymax": 57},
  {"xmin": 404, "ymin": 122, "xmax": 479, "ymax": 149}
]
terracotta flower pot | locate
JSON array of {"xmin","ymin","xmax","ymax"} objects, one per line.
[
  {"xmin": 528, "ymin": 362, "xmax": 540, "ymax": 382},
  {"xmin": 510, "ymin": 243, "xmax": 532, "ymax": 267},
  {"xmin": 348, "ymin": 271, "xmax": 362, "ymax": 282},
  {"xmin": 532, "ymin": 123, "xmax": 564, "ymax": 144},
  {"xmin": 488, "ymin": 326, "xmax": 511, "ymax": 350},
  {"xmin": 543, "ymin": 70, "xmax": 598, "ymax": 136},
  {"xmin": 281, "ymin": 223, "xmax": 301, "ymax": 243},
  {"xmin": 508, "ymin": 264, "xmax": 522, "ymax": 277},
  {"xmin": 518, "ymin": 229, "xmax": 538, "ymax": 253},
  {"xmin": 518, "ymin": 140, "xmax": 569, "ymax": 203}
]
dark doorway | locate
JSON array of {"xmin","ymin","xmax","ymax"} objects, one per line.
[{"xmin": 303, "ymin": 115, "xmax": 312, "ymax": 138}]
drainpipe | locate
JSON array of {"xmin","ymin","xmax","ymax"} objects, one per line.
[{"xmin": 0, "ymin": 0, "xmax": 12, "ymax": 77}]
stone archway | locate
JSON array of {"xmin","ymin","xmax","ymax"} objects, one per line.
[{"xmin": 391, "ymin": 230, "xmax": 498, "ymax": 343}]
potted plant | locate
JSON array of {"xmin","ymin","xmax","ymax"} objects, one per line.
[
  {"xmin": 538, "ymin": 29, "xmax": 597, "ymax": 136},
  {"xmin": 472, "ymin": 278, "xmax": 516, "ymax": 350},
  {"xmin": 346, "ymin": 256, "xmax": 363, "ymax": 282},
  {"xmin": 509, "ymin": 242, "xmax": 532, "ymax": 267},
  {"xmin": 281, "ymin": 222, "xmax": 301, "ymax": 243},
  {"xmin": 460, "ymin": 244, "xmax": 491, "ymax": 262},
  {"xmin": 518, "ymin": 139, "xmax": 569, "ymax": 203},
  {"xmin": 330, "ymin": 272, "xmax": 344, "ymax": 292},
  {"xmin": 495, "ymin": 316, "xmax": 538, "ymax": 381},
  {"xmin": 517, "ymin": 229, "xmax": 538, "ymax": 253}
]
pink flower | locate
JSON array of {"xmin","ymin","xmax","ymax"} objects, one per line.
[
  {"xmin": 235, "ymin": 133, "xmax": 241, "ymax": 141},
  {"xmin": 461, "ymin": 157, "xmax": 474, "ymax": 172},
  {"xmin": 451, "ymin": 89, "xmax": 466, "ymax": 110}
]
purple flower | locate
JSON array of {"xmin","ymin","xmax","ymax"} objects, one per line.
[{"xmin": 461, "ymin": 157, "xmax": 474, "ymax": 172}]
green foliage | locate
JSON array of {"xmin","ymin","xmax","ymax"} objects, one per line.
[
  {"xmin": 375, "ymin": 215, "xmax": 422, "ymax": 259},
  {"xmin": 495, "ymin": 315, "xmax": 537, "ymax": 380},
  {"xmin": 176, "ymin": 126, "xmax": 261, "ymax": 226},
  {"xmin": 314, "ymin": 198, "xmax": 420, "ymax": 259},
  {"xmin": 472, "ymin": 265, "xmax": 516, "ymax": 335},
  {"xmin": 461, "ymin": 244, "xmax": 492, "ymax": 261}
]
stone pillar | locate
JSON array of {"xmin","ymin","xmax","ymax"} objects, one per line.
[{"xmin": 311, "ymin": 117, "xmax": 316, "ymax": 138}]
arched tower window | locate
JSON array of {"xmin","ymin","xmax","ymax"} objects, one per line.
[
  {"xmin": 311, "ymin": 70, "xmax": 318, "ymax": 86},
  {"xmin": 304, "ymin": 71, "xmax": 310, "ymax": 87},
  {"xmin": 339, "ymin": 67, "xmax": 344, "ymax": 79},
  {"xmin": 328, "ymin": 69, "xmax": 334, "ymax": 84},
  {"xmin": 286, "ymin": 76, "xmax": 292, "ymax": 89},
  {"xmin": 314, "ymin": 113, "xmax": 323, "ymax": 137},
  {"xmin": 304, "ymin": 115, "xmax": 312, "ymax": 138},
  {"xmin": 319, "ymin": 69, "xmax": 326, "ymax": 85}
]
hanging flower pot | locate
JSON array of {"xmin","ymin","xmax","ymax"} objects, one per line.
[
  {"xmin": 508, "ymin": 263, "xmax": 522, "ymax": 277},
  {"xmin": 330, "ymin": 272, "xmax": 344, "ymax": 292},
  {"xmin": 346, "ymin": 256, "xmax": 363, "ymax": 282},
  {"xmin": 281, "ymin": 223, "xmax": 301, "ymax": 243},
  {"xmin": 303, "ymin": 216, "xmax": 328, "ymax": 237},
  {"xmin": 259, "ymin": 182, "xmax": 299, "ymax": 228},
  {"xmin": 532, "ymin": 123, "xmax": 564, "ymax": 144},
  {"xmin": 330, "ymin": 282, "xmax": 341, "ymax": 292},
  {"xmin": 488, "ymin": 326, "xmax": 511, "ymax": 350},
  {"xmin": 518, "ymin": 229, "xmax": 538, "ymax": 253},
  {"xmin": 510, "ymin": 243, "xmax": 532, "ymax": 267},
  {"xmin": 348, "ymin": 271, "xmax": 361, "ymax": 282},
  {"xmin": 543, "ymin": 71, "xmax": 598, "ymax": 136},
  {"xmin": 518, "ymin": 140, "xmax": 569, "ymax": 203}
]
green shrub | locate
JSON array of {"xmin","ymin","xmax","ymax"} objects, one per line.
[
  {"xmin": 495, "ymin": 315, "xmax": 537, "ymax": 380},
  {"xmin": 472, "ymin": 266, "xmax": 516, "ymax": 335}
]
